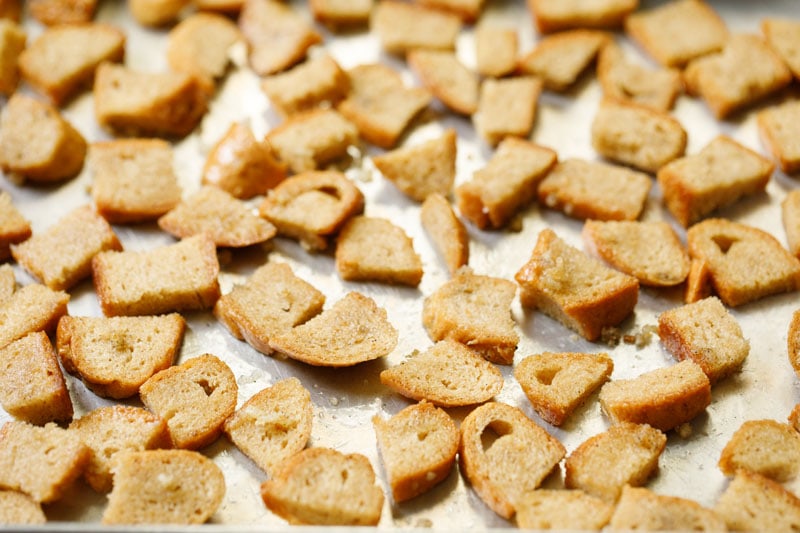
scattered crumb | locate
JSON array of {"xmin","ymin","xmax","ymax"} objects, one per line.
[
  {"xmin": 676, "ymin": 423, "xmax": 693, "ymax": 439},
  {"xmin": 601, "ymin": 326, "xmax": 621, "ymax": 347}
]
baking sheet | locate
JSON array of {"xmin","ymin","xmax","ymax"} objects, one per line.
[{"xmin": 2, "ymin": 0, "xmax": 800, "ymax": 528}]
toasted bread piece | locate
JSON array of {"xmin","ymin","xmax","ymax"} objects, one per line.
[
  {"xmin": 56, "ymin": 313, "xmax": 185, "ymax": 399},
  {"xmin": 239, "ymin": 0, "xmax": 321, "ymax": 76},
  {"xmin": 516, "ymin": 490, "xmax": 613, "ymax": 530},
  {"xmin": 518, "ymin": 30, "xmax": 610, "ymax": 92},
  {"xmin": 685, "ymin": 258, "xmax": 712, "ymax": 304},
  {"xmin": 719, "ymin": 419, "xmax": 800, "ymax": 482},
  {"xmin": 0, "ymin": 264, "xmax": 13, "ymax": 301},
  {"xmin": 261, "ymin": 447, "xmax": 384, "ymax": 525},
  {"xmin": 565, "ymin": 422, "xmax": 666, "ymax": 501},
  {"xmin": 456, "ymin": 137, "xmax": 557, "ymax": 230},
  {"xmin": 0, "ymin": 421, "xmax": 89, "ymax": 503},
  {"xmin": 259, "ymin": 170, "xmax": 364, "ymax": 251},
  {"xmin": 422, "ymin": 268, "xmax": 517, "ymax": 364},
  {"xmin": 380, "ymin": 339, "xmax": 503, "ymax": 407},
  {"xmin": 758, "ymin": 100, "xmax": 800, "ymax": 175},
  {"xmin": 528, "ymin": 0, "xmax": 636, "ymax": 33},
  {"xmin": 0, "ymin": 0, "xmax": 20, "ymax": 21},
  {"xmin": 0, "ymin": 94, "xmax": 86, "ymax": 182},
  {"xmin": 102, "ymin": 449, "xmax": 225, "ymax": 525},
  {"xmin": 129, "ymin": 0, "xmax": 188, "ymax": 26},
  {"xmin": 658, "ymin": 135, "xmax": 774, "ymax": 227},
  {"xmin": 0, "ymin": 490, "xmax": 46, "ymax": 525},
  {"xmin": 582, "ymin": 220, "xmax": 690, "ymax": 286},
  {"xmin": 610, "ymin": 486, "xmax": 726, "ymax": 531},
  {"xmin": 474, "ymin": 76, "xmax": 542, "ymax": 147},
  {"xmin": 684, "ymin": 34, "xmax": 792, "ymax": 119},
  {"xmin": 29, "ymin": 0, "xmax": 95, "ymax": 25},
  {"xmin": 475, "ymin": 25, "xmax": 517, "ymax": 78},
  {"xmin": 373, "ymin": 401, "xmax": 458, "ymax": 502},
  {"xmin": 166, "ymin": 13, "xmax": 241, "ymax": 82},
  {"xmin": 658, "ymin": 296, "xmax": 749, "ymax": 384},
  {"xmin": 139, "ymin": 354, "xmax": 237, "ymax": 450},
  {"xmin": 214, "ymin": 262, "xmax": 325, "ymax": 355},
  {"xmin": 0, "ymin": 283, "xmax": 69, "ymax": 350},
  {"xmin": 310, "ymin": 0, "xmax": 372, "ymax": 29},
  {"xmin": 762, "ymin": 18, "xmax": 800, "ymax": 80},
  {"xmin": 624, "ymin": 0, "xmax": 727, "ymax": 68},
  {"xmin": 94, "ymin": 62, "xmax": 209, "ymax": 138},
  {"xmin": 338, "ymin": 63, "xmax": 431, "ymax": 149},
  {"xmin": 0, "ymin": 331, "xmax": 72, "ymax": 425},
  {"xmin": 0, "ymin": 20, "xmax": 25, "ymax": 96},
  {"xmin": 261, "ymin": 55, "xmax": 349, "ymax": 118},
  {"xmin": 597, "ymin": 40, "xmax": 682, "ymax": 111},
  {"xmin": 18, "ymin": 23, "xmax": 124, "ymax": 106},
  {"xmin": 335, "ymin": 216, "xmax": 423, "ymax": 287},
  {"xmin": 158, "ymin": 186, "xmax": 277, "ymax": 248},
  {"xmin": 269, "ymin": 292, "xmax": 398, "ymax": 367},
  {"xmin": 459, "ymin": 401, "xmax": 566, "ymax": 519},
  {"xmin": 686, "ymin": 218, "xmax": 800, "ymax": 307},
  {"xmin": 598, "ymin": 359, "xmax": 711, "ymax": 432},
  {"xmin": 515, "ymin": 351, "xmax": 613, "ymax": 426},
  {"xmin": 89, "ymin": 139, "xmax": 182, "ymax": 224},
  {"xmin": 0, "ymin": 191, "xmax": 30, "ymax": 262},
  {"xmin": 591, "ymin": 98, "xmax": 686, "ymax": 173},
  {"xmin": 538, "ymin": 159, "xmax": 651, "ymax": 221},
  {"xmin": 370, "ymin": 0, "xmax": 460, "ymax": 55},
  {"xmin": 714, "ymin": 470, "xmax": 800, "ymax": 532},
  {"xmin": 790, "ymin": 310, "xmax": 800, "ymax": 378},
  {"xmin": 69, "ymin": 406, "xmax": 171, "ymax": 493},
  {"xmin": 407, "ymin": 50, "xmax": 478, "ymax": 116},
  {"xmin": 203, "ymin": 123, "xmax": 286, "ymax": 199},
  {"xmin": 420, "ymin": 193, "xmax": 469, "ymax": 276},
  {"xmin": 224, "ymin": 377, "xmax": 312, "ymax": 476},
  {"xmin": 515, "ymin": 229, "xmax": 639, "ymax": 342},
  {"xmin": 92, "ymin": 234, "xmax": 220, "ymax": 317},
  {"xmin": 12, "ymin": 205, "xmax": 121, "ymax": 291}
]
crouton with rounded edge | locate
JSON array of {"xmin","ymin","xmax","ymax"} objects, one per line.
[
  {"xmin": 129, "ymin": 0, "xmax": 188, "ymax": 26},
  {"xmin": 166, "ymin": 13, "xmax": 242, "ymax": 82},
  {"xmin": 261, "ymin": 55, "xmax": 349, "ymax": 118},
  {"xmin": 610, "ymin": 486, "xmax": 726, "ymax": 531},
  {"xmin": 0, "ymin": 191, "xmax": 31, "ymax": 262},
  {"xmin": 0, "ymin": 283, "xmax": 69, "ymax": 350},
  {"xmin": 714, "ymin": 470, "xmax": 800, "ymax": 532},
  {"xmin": 29, "ymin": 0, "xmax": 96, "ymax": 25},
  {"xmin": 719, "ymin": 419, "xmax": 800, "ymax": 482}
]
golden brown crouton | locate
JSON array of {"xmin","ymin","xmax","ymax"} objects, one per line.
[
  {"xmin": 474, "ymin": 76, "xmax": 542, "ymax": 147},
  {"xmin": 719, "ymin": 419, "xmax": 800, "ymax": 482},
  {"xmin": 528, "ymin": 0, "xmax": 637, "ymax": 33},
  {"xmin": 0, "ymin": 20, "xmax": 25, "ymax": 96},
  {"xmin": 420, "ymin": 193, "xmax": 469, "ymax": 276},
  {"xmin": 518, "ymin": 30, "xmax": 610, "ymax": 92},
  {"xmin": 407, "ymin": 50, "xmax": 478, "ymax": 116},
  {"xmin": 370, "ymin": 0, "xmax": 460, "ymax": 55},
  {"xmin": 261, "ymin": 55, "xmax": 349, "ymax": 118},
  {"xmin": 610, "ymin": 486, "xmax": 726, "ymax": 531},
  {"xmin": 0, "ymin": 283, "xmax": 69, "ymax": 350},
  {"xmin": 166, "ymin": 13, "xmax": 242, "ymax": 82},
  {"xmin": 758, "ymin": 100, "xmax": 800, "ymax": 175},
  {"xmin": 0, "ymin": 191, "xmax": 30, "ymax": 262}
]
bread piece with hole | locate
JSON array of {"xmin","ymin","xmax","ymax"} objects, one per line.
[
  {"xmin": 515, "ymin": 352, "xmax": 613, "ymax": 427},
  {"xmin": 139, "ymin": 354, "xmax": 237, "ymax": 450},
  {"xmin": 474, "ymin": 76, "xmax": 541, "ymax": 147},
  {"xmin": 516, "ymin": 490, "xmax": 613, "ymax": 530},
  {"xmin": 29, "ymin": 0, "xmax": 95, "ymax": 25},
  {"xmin": 129, "ymin": 0, "xmax": 188, "ymax": 26},
  {"xmin": 686, "ymin": 218, "xmax": 800, "ymax": 307},
  {"xmin": 0, "ymin": 490, "xmax": 46, "ymax": 525},
  {"xmin": 515, "ymin": 229, "xmax": 639, "ymax": 342},
  {"xmin": 102, "ymin": 449, "xmax": 225, "ymax": 525},
  {"xmin": 718, "ymin": 419, "xmax": 800, "ymax": 482},
  {"xmin": 0, "ymin": 264, "xmax": 13, "ymax": 302},
  {"xmin": 0, "ymin": 20, "xmax": 25, "ymax": 96},
  {"xmin": 0, "ymin": 283, "xmax": 69, "ymax": 350},
  {"xmin": 407, "ymin": 50, "xmax": 478, "ymax": 116},
  {"xmin": 459, "ymin": 401, "xmax": 566, "ymax": 519},
  {"xmin": 166, "ymin": 13, "xmax": 242, "ymax": 82},
  {"xmin": 714, "ymin": 470, "xmax": 800, "ymax": 532},
  {"xmin": 421, "ymin": 193, "xmax": 469, "ymax": 276},
  {"xmin": 610, "ymin": 486, "xmax": 726, "ymax": 531},
  {"xmin": 69, "ymin": 406, "xmax": 171, "ymax": 493},
  {"xmin": 790, "ymin": 310, "xmax": 800, "ymax": 379},
  {"xmin": 373, "ymin": 401, "xmax": 458, "ymax": 502},
  {"xmin": 762, "ymin": 17, "xmax": 800, "ymax": 80},
  {"xmin": 518, "ymin": 30, "xmax": 610, "ymax": 92},
  {"xmin": 758, "ymin": 100, "xmax": 800, "ymax": 175},
  {"xmin": 261, "ymin": 55, "xmax": 349, "ymax": 118},
  {"xmin": 310, "ymin": 0, "xmax": 372, "ymax": 29},
  {"xmin": 380, "ymin": 339, "xmax": 503, "ymax": 407},
  {"xmin": 224, "ymin": 377, "xmax": 312, "ymax": 476},
  {"xmin": 0, "ymin": 331, "xmax": 72, "ymax": 425},
  {"xmin": 269, "ymin": 292, "xmax": 397, "ymax": 367},
  {"xmin": 56, "ymin": 313, "xmax": 185, "ymax": 399},
  {"xmin": 475, "ymin": 25, "xmax": 517, "ymax": 78},
  {"xmin": 0, "ymin": 191, "xmax": 30, "ymax": 262},
  {"xmin": 370, "ymin": 0, "xmax": 460, "ymax": 55},
  {"xmin": 528, "ymin": 0, "xmax": 637, "ymax": 34}
]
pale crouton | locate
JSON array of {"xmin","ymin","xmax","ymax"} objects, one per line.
[
  {"xmin": 685, "ymin": 258, "xmax": 712, "ymax": 304},
  {"xmin": 214, "ymin": 262, "xmax": 325, "ymax": 355},
  {"xmin": 598, "ymin": 359, "xmax": 711, "ymax": 432},
  {"xmin": 0, "ymin": 20, "xmax": 25, "ymax": 96},
  {"xmin": 0, "ymin": 191, "xmax": 30, "ymax": 262},
  {"xmin": 261, "ymin": 447, "xmax": 384, "ymax": 526},
  {"xmin": 658, "ymin": 296, "xmax": 749, "ymax": 384},
  {"xmin": 758, "ymin": 100, "xmax": 800, "ymax": 175},
  {"xmin": 790, "ymin": 310, "xmax": 800, "ymax": 378},
  {"xmin": 12, "ymin": 205, "xmax": 121, "ymax": 291},
  {"xmin": 714, "ymin": 470, "xmax": 800, "ymax": 532},
  {"xmin": 719, "ymin": 419, "xmax": 800, "ymax": 483},
  {"xmin": 338, "ymin": 63, "xmax": 432, "ymax": 149},
  {"xmin": 239, "ymin": 0, "xmax": 321, "ymax": 76},
  {"xmin": 762, "ymin": 18, "xmax": 800, "ymax": 80},
  {"xmin": 459, "ymin": 401, "xmax": 566, "ymax": 519},
  {"xmin": 0, "ymin": 331, "xmax": 72, "ymax": 425},
  {"xmin": 538, "ymin": 159, "xmax": 651, "ymax": 221},
  {"xmin": 515, "ymin": 351, "xmax": 613, "ymax": 426},
  {"xmin": 0, "ymin": 283, "xmax": 69, "ymax": 350},
  {"xmin": 0, "ymin": 490, "xmax": 46, "ymax": 525},
  {"xmin": 564, "ymin": 422, "xmax": 666, "ymax": 501},
  {"xmin": 475, "ymin": 25, "xmax": 517, "ymax": 78},
  {"xmin": 686, "ymin": 218, "xmax": 800, "ymax": 307},
  {"xmin": 518, "ymin": 30, "xmax": 610, "ymax": 92},
  {"xmin": 29, "ymin": 0, "xmax": 95, "ymax": 25},
  {"xmin": 129, "ymin": 0, "xmax": 188, "ymax": 26},
  {"xmin": 516, "ymin": 490, "xmax": 614, "ymax": 531},
  {"xmin": 370, "ymin": 0, "xmax": 460, "ymax": 55},
  {"xmin": 166, "ymin": 13, "xmax": 242, "ymax": 82},
  {"xmin": 224, "ymin": 378, "xmax": 312, "ymax": 476},
  {"xmin": 56, "ymin": 313, "xmax": 185, "ymax": 399},
  {"xmin": 335, "ymin": 216, "xmax": 423, "ymax": 287},
  {"xmin": 515, "ymin": 229, "xmax": 640, "ymax": 342},
  {"xmin": 474, "ymin": 76, "xmax": 542, "ymax": 147},
  {"xmin": 624, "ymin": 0, "xmax": 728, "ymax": 68},
  {"xmin": 582, "ymin": 220, "xmax": 690, "ymax": 286},
  {"xmin": 407, "ymin": 50, "xmax": 478, "ymax": 116},
  {"xmin": 69, "ymin": 406, "xmax": 171, "ymax": 493},
  {"xmin": 610, "ymin": 486, "xmax": 726, "ymax": 531},
  {"xmin": 268, "ymin": 292, "xmax": 398, "ymax": 367},
  {"xmin": 591, "ymin": 98, "xmax": 687, "ymax": 173},
  {"xmin": 528, "ymin": 0, "xmax": 637, "ymax": 33},
  {"xmin": 0, "ymin": 264, "xmax": 13, "ymax": 301},
  {"xmin": 92, "ymin": 234, "xmax": 220, "ymax": 317},
  {"xmin": 261, "ymin": 55, "xmax": 349, "ymax": 118},
  {"xmin": 18, "ymin": 23, "xmax": 124, "ymax": 106},
  {"xmin": 0, "ymin": 94, "xmax": 87, "ymax": 183},
  {"xmin": 102, "ymin": 450, "xmax": 225, "ymax": 525},
  {"xmin": 422, "ymin": 268, "xmax": 517, "ymax": 364},
  {"xmin": 259, "ymin": 170, "xmax": 364, "ymax": 251},
  {"xmin": 158, "ymin": 186, "xmax": 276, "ymax": 248},
  {"xmin": 456, "ymin": 137, "xmax": 557, "ymax": 230},
  {"xmin": 89, "ymin": 139, "xmax": 182, "ymax": 224},
  {"xmin": 420, "ymin": 193, "xmax": 469, "ymax": 276},
  {"xmin": 379, "ymin": 339, "xmax": 503, "ymax": 407},
  {"xmin": 309, "ymin": 0, "xmax": 372, "ymax": 29},
  {"xmin": 139, "ymin": 354, "xmax": 237, "ymax": 450},
  {"xmin": 372, "ymin": 401, "xmax": 458, "ymax": 502},
  {"xmin": 684, "ymin": 34, "xmax": 792, "ymax": 119}
]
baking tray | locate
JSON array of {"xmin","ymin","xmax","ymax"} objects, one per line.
[{"xmin": 2, "ymin": 0, "xmax": 799, "ymax": 528}]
